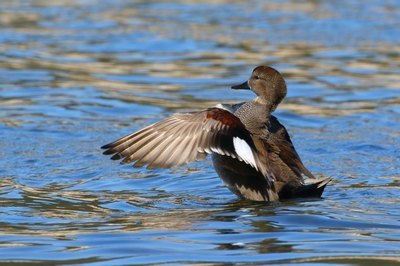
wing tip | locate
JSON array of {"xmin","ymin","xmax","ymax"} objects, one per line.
[
  {"xmin": 111, "ymin": 154, "xmax": 122, "ymax": 160},
  {"xmin": 101, "ymin": 143, "xmax": 112, "ymax": 149},
  {"xmin": 102, "ymin": 149, "xmax": 114, "ymax": 155}
]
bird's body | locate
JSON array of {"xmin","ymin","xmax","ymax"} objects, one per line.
[{"xmin": 102, "ymin": 66, "xmax": 331, "ymax": 202}]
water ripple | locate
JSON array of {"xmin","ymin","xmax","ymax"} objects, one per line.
[{"xmin": 1, "ymin": 0, "xmax": 399, "ymax": 264}]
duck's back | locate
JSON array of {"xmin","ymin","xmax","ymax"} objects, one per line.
[{"xmin": 266, "ymin": 115, "xmax": 315, "ymax": 181}]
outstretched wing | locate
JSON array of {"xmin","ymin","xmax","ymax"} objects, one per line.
[{"xmin": 102, "ymin": 108, "xmax": 271, "ymax": 180}]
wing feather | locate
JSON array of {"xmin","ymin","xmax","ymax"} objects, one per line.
[{"xmin": 102, "ymin": 108, "xmax": 272, "ymax": 181}]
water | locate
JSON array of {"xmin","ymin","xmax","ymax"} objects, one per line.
[{"xmin": 1, "ymin": 0, "xmax": 399, "ymax": 265}]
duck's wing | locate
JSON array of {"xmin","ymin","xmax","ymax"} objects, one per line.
[
  {"xmin": 267, "ymin": 116, "xmax": 316, "ymax": 179},
  {"xmin": 102, "ymin": 108, "xmax": 272, "ymax": 180},
  {"xmin": 215, "ymin": 102, "xmax": 245, "ymax": 113}
]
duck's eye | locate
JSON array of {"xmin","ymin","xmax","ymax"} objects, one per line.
[{"xmin": 254, "ymin": 75, "xmax": 260, "ymax": 80}]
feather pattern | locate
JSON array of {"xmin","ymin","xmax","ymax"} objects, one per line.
[{"xmin": 102, "ymin": 107, "xmax": 273, "ymax": 182}]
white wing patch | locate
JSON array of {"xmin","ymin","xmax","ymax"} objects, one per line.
[
  {"xmin": 233, "ymin": 137, "xmax": 258, "ymax": 170},
  {"xmin": 215, "ymin": 103, "xmax": 232, "ymax": 112}
]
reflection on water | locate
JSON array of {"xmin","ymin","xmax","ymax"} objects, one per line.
[{"xmin": 1, "ymin": 0, "xmax": 400, "ymax": 264}]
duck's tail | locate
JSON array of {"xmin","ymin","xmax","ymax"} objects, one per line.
[
  {"xmin": 278, "ymin": 177, "xmax": 332, "ymax": 199},
  {"xmin": 296, "ymin": 177, "xmax": 332, "ymax": 198}
]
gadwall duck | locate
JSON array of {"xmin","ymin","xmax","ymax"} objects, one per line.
[{"xmin": 102, "ymin": 66, "xmax": 331, "ymax": 201}]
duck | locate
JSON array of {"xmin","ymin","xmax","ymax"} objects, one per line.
[{"xmin": 102, "ymin": 66, "xmax": 331, "ymax": 202}]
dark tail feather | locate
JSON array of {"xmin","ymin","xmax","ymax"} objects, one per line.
[
  {"xmin": 279, "ymin": 177, "xmax": 332, "ymax": 199},
  {"xmin": 295, "ymin": 177, "xmax": 332, "ymax": 198}
]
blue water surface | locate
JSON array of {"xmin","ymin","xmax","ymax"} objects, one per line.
[{"xmin": 0, "ymin": 0, "xmax": 399, "ymax": 265}]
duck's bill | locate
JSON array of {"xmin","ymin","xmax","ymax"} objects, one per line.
[{"xmin": 231, "ymin": 81, "xmax": 250, "ymax": 90}]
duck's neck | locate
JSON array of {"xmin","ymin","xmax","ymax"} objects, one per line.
[
  {"xmin": 235, "ymin": 99, "xmax": 272, "ymax": 136},
  {"xmin": 235, "ymin": 98, "xmax": 275, "ymax": 130},
  {"xmin": 255, "ymin": 96, "xmax": 276, "ymax": 114}
]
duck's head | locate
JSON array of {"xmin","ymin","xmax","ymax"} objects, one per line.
[{"xmin": 231, "ymin": 66, "xmax": 287, "ymax": 111}]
